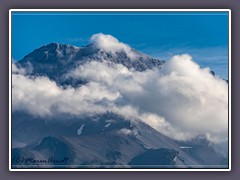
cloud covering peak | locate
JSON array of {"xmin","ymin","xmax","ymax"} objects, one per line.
[{"xmin": 90, "ymin": 33, "xmax": 137, "ymax": 59}]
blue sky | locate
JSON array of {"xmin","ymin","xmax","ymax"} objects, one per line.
[{"xmin": 11, "ymin": 11, "xmax": 229, "ymax": 79}]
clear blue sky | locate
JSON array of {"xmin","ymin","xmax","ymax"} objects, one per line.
[{"xmin": 11, "ymin": 11, "xmax": 229, "ymax": 79}]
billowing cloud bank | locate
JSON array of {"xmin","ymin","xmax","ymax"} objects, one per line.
[{"xmin": 12, "ymin": 35, "xmax": 228, "ymax": 144}]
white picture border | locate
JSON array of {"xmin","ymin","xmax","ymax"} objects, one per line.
[{"xmin": 9, "ymin": 9, "xmax": 231, "ymax": 172}]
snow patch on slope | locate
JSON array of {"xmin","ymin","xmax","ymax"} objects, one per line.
[{"xmin": 77, "ymin": 124, "xmax": 85, "ymax": 135}]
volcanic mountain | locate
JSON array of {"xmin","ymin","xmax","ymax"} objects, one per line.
[{"xmin": 12, "ymin": 34, "xmax": 228, "ymax": 169}]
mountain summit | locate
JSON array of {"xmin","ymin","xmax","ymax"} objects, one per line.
[{"xmin": 17, "ymin": 33, "xmax": 165, "ymax": 83}]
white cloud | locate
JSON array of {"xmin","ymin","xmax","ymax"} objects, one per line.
[
  {"xmin": 12, "ymin": 63, "xmax": 26, "ymax": 75},
  {"xmin": 12, "ymin": 54, "xmax": 228, "ymax": 143},
  {"xmin": 12, "ymin": 74, "xmax": 120, "ymax": 116},
  {"xmin": 90, "ymin": 33, "xmax": 138, "ymax": 59},
  {"xmin": 12, "ymin": 62, "xmax": 33, "ymax": 75}
]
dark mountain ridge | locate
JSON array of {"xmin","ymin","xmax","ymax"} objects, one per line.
[{"xmin": 16, "ymin": 42, "xmax": 165, "ymax": 83}]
